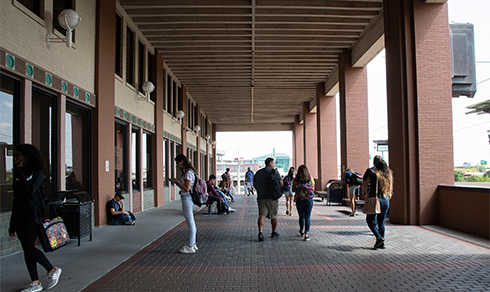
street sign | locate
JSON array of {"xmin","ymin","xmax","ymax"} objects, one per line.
[{"xmin": 481, "ymin": 160, "xmax": 487, "ymax": 166}]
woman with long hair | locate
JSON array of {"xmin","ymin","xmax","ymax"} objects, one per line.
[
  {"xmin": 9, "ymin": 144, "xmax": 62, "ymax": 292},
  {"xmin": 170, "ymin": 154, "xmax": 198, "ymax": 254},
  {"xmin": 293, "ymin": 165, "xmax": 315, "ymax": 241},
  {"xmin": 283, "ymin": 167, "xmax": 295, "ymax": 216},
  {"xmin": 366, "ymin": 159, "xmax": 393, "ymax": 249}
]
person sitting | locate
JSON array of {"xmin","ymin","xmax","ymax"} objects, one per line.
[
  {"xmin": 107, "ymin": 192, "xmax": 135, "ymax": 225},
  {"xmin": 219, "ymin": 180, "xmax": 235, "ymax": 202},
  {"xmin": 212, "ymin": 179, "xmax": 235, "ymax": 212},
  {"xmin": 206, "ymin": 175, "xmax": 230, "ymax": 214}
]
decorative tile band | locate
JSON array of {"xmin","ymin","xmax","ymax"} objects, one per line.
[
  {"xmin": 0, "ymin": 48, "xmax": 96, "ymax": 108},
  {"xmin": 163, "ymin": 131, "xmax": 182, "ymax": 144},
  {"xmin": 115, "ymin": 107, "xmax": 155, "ymax": 133}
]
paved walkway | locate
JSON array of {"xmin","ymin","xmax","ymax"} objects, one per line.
[{"xmin": 2, "ymin": 194, "xmax": 489, "ymax": 292}]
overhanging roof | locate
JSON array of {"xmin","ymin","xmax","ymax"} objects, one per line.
[{"xmin": 120, "ymin": 0, "xmax": 384, "ymax": 130}]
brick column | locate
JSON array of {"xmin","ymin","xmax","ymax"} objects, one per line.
[
  {"xmin": 153, "ymin": 51, "xmax": 165, "ymax": 206},
  {"xmin": 316, "ymin": 83, "xmax": 338, "ymax": 190},
  {"xmin": 293, "ymin": 115, "xmax": 304, "ymax": 167},
  {"xmin": 338, "ymin": 50, "xmax": 369, "ymax": 182},
  {"xmin": 94, "ymin": 0, "xmax": 116, "ymax": 225},
  {"xmin": 383, "ymin": 0, "xmax": 453, "ymax": 225},
  {"xmin": 303, "ymin": 103, "xmax": 318, "ymax": 178}
]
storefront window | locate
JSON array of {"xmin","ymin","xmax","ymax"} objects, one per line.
[
  {"xmin": 65, "ymin": 102, "xmax": 91, "ymax": 192},
  {"xmin": 142, "ymin": 131, "xmax": 152, "ymax": 189},
  {"xmin": 115, "ymin": 121, "xmax": 127, "ymax": 192},
  {"xmin": 131, "ymin": 127, "xmax": 140, "ymax": 191}
]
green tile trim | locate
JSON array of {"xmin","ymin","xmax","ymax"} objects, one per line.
[
  {"xmin": 85, "ymin": 93, "xmax": 90, "ymax": 103},
  {"xmin": 61, "ymin": 81, "xmax": 68, "ymax": 93},
  {"xmin": 123, "ymin": 111, "xmax": 127, "ymax": 119},
  {"xmin": 116, "ymin": 108, "xmax": 120, "ymax": 116},
  {"xmin": 45, "ymin": 73, "xmax": 52, "ymax": 86},
  {"xmin": 26, "ymin": 64, "xmax": 34, "ymax": 78},
  {"xmin": 6, "ymin": 54, "xmax": 15, "ymax": 69},
  {"xmin": 74, "ymin": 87, "xmax": 79, "ymax": 98}
]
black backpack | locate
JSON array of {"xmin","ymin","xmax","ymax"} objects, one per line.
[{"xmin": 269, "ymin": 169, "xmax": 283, "ymax": 200}]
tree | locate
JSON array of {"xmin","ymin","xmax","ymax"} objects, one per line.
[{"xmin": 454, "ymin": 170, "xmax": 465, "ymax": 182}]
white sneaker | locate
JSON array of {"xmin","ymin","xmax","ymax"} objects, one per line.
[
  {"xmin": 46, "ymin": 267, "xmax": 62, "ymax": 289},
  {"xmin": 228, "ymin": 208, "xmax": 236, "ymax": 212},
  {"xmin": 179, "ymin": 245, "xmax": 196, "ymax": 254},
  {"xmin": 192, "ymin": 244, "xmax": 199, "ymax": 251},
  {"xmin": 21, "ymin": 281, "xmax": 43, "ymax": 292}
]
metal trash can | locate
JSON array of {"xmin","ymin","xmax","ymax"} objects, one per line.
[
  {"xmin": 48, "ymin": 191, "xmax": 94, "ymax": 246},
  {"xmin": 326, "ymin": 180, "xmax": 343, "ymax": 205}
]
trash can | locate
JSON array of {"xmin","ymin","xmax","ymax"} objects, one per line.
[
  {"xmin": 326, "ymin": 180, "xmax": 343, "ymax": 205},
  {"xmin": 48, "ymin": 191, "xmax": 94, "ymax": 246}
]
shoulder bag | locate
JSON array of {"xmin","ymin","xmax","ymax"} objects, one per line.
[{"xmin": 363, "ymin": 177, "xmax": 381, "ymax": 214}]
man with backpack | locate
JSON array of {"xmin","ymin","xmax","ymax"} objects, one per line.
[
  {"xmin": 345, "ymin": 168, "xmax": 363, "ymax": 217},
  {"xmin": 253, "ymin": 157, "xmax": 283, "ymax": 242},
  {"xmin": 245, "ymin": 167, "xmax": 255, "ymax": 196}
]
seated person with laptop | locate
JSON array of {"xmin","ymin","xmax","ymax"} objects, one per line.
[{"xmin": 107, "ymin": 192, "xmax": 135, "ymax": 225}]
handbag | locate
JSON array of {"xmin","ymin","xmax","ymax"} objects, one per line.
[
  {"xmin": 363, "ymin": 178, "xmax": 381, "ymax": 214},
  {"xmin": 38, "ymin": 216, "xmax": 70, "ymax": 252}
]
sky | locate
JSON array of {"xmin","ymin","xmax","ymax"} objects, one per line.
[{"xmin": 217, "ymin": 0, "xmax": 490, "ymax": 167}]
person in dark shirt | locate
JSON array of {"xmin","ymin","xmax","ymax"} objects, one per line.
[{"xmin": 107, "ymin": 192, "xmax": 135, "ymax": 225}]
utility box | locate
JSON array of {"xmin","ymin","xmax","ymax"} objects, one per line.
[{"xmin": 450, "ymin": 23, "xmax": 477, "ymax": 98}]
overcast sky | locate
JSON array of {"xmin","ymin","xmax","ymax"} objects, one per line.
[{"xmin": 217, "ymin": 0, "xmax": 490, "ymax": 167}]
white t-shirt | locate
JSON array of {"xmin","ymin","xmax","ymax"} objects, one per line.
[{"xmin": 179, "ymin": 169, "xmax": 196, "ymax": 196}]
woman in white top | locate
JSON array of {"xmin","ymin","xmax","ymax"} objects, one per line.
[{"xmin": 171, "ymin": 154, "xmax": 198, "ymax": 254}]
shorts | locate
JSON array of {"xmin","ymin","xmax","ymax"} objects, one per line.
[
  {"xmin": 284, "ymin": 190, "xmax": 294, "ymax": 197},
  {"xmin": 257, "ymin": 199, "xmax": 279, "ymax": 219},
  {"xmin": 246, "ymin": 182, "xmax": 253, "ymax": 190},
  {"xmin": 348, "ymin": 185, "xmax": 358, "ymax": 199}
]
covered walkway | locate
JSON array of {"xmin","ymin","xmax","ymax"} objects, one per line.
[{"xmin": 2, "ymin": 194, "xmax": 488, "ymax": 292}]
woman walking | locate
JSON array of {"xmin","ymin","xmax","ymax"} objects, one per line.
[
  {"xmin": 9, "ymin": 144, "xmax": 62, "ymax": 292},
  {"xmin": 366, "ymin": 159, "xmax": 393, "ymax": 249},
  {"xmin": 171, "ymin": 154, "xmax": 198, "ymax": 254},
  {"xmin": 293, "ymin": 165, "xmax": 315, "ymax": 241},
  {"xmin": 283, "ymin": 167, "xmax": 295, "ymax": 216}
]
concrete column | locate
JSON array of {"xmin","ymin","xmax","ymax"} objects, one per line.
[
  {"xmin": 316, "ymin": 83, "xmax": 338, "ymax": 190},
  {"xmin": 383, "ymin": 0, "xmax": 453, "ymax": 225},
  {"xmin": 339, "ymin": 49, "xmax": 369, "ymax": 183},
  {"xmin": 94, "ymin": 0, "xmax": 116, "ymax": 225},
  {"xmin": 212, "ymin": 123, "xmax": 217, "ymax": 174},
  {"xmin": 180, "ymin": 86, "xmax": 187, "ymax": 154},
  {"xmin": 195, "ymin": 104, "xmax": 201, "ymax": 176},
  {"xmin": 153, "ymin": 51, "xmax": 165, "ymax": 206},
  {"xmin": 293, "ymin": 115, "xmax": 304, "ymax": 167},
  {"xmin": 303, "ymin": 103, "xmax": 318, "ymax": 178}
]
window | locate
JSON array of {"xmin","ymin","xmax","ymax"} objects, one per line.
[
  {"xmin": 115, "ymin": 13, "xmax": 123, "ymax": 77},
  {"xmin": 172, "ymin": 81, "xmax": 177, "ymax": 118},
  {"xmin": 53, "ymin": 0, "xmax": 74, "ymax": 36},
  {"xmin": 138, "ymin": 41, "xmax": 145, "ymax": 93},
  {"xmin": 163, "ymin": 139, "xmax": 168, "ymax": 186},
  {"xmin": 31, "ymin": 87, "xmax": 57, "ymax": 197},
  {"xmin": 148, "ymin": 52, "xmax": 154, "ymax": 102},
  {"xmin": 142, "ymin": 131, "xmax": 152, "ymax": 189},
  {"xmin": 0, "ymin": 73, "xmax": 20, "ymax": 211},
  {"xmin": 126, "ymin": 27, "xmax": 135, "ymax": 87},
  {"xmin": 115, "ymin": 121, "xmax": 128, "ymax": 192},
  {"xmin": 131, "ymin": 127, "xmax": 140, "ymax": 191},
  {"xmin": 65, "ymin": 102, "xmax": 91, "ymax": 192},
  {"xmin": 170, "ymin": 141, "xmax": 175, "ymax": 179},
  {"xmin": 166, "ymin": 74, "xmax": 172, "ymax": 114},
  {"xmin": 16, "ymin": 0, "xmax": 44, "ymax": 18}
]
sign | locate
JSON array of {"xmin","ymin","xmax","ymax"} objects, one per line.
[
  {"xmin": 377, "ymin": 144, "xmax": 388, "ymax": 152},
  {"xmin": 481, "ymin": 160, "xmax": 487, "ymax": 166}
]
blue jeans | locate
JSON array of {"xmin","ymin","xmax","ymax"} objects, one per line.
[
  {"xmin": 181, "ymin": 194, "xmax": 196, "ymax": 246},
  {"xmin": 110, "ymin": 212, "xmax": 134, "ymax": 225},
  {"xmin": 296, "ymin": 198, "xmax": 313, "ymax": 234},
  {"xmin": 366, "ymin": 196, "xmax": 390, "ymax": 239},
  {"xmin": 217, "ymin": 190, "xmax": 230, "ymax": 210},
  {"xmin": 223, "ymin": 188, "xmax": 234, "ymax": 200}
]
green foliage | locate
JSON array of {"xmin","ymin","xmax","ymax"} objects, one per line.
[
  {"xmin": 454, "ymin": 170, "xmax": 465, "ymax": 182},
  {"xmin": 485, "ymin": 170, "xmax": 490, "ymax": 178},
  {"xmin": 466, "ymin": 175, "xmax": 490, "ymax": 182},
  {"xmin": 477, "ymin": 166, "xmax": 487, "ymax": 172}
]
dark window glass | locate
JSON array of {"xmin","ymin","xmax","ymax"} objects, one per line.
[
  {"xmin": 126, "ymin": 27, "xmax": 135, "ymax": 87},
  {"xmin": 17, "ymin": 0, "xmax": 44, "ymax": 18},
  {"xmin": 166, "ymin": 74, "xmax": 172, "ymax": 114},
  {"xmin": 32, "ymin": 87, "xmax": 57, "ymax": 198},
  {"xmin": 172, "ymin": 81, "xmax": 177, "ymax": 118},
  {"xmin": 131, "ymin": 127, "xmax": 140, "ymax": 191},
  {"xmin": 148, "ymin": 52, "xmax": 154, "ymax": 103},
  {"xmin": 53, "ymin": 0, "xmax": 73, "ymax": 36},
  {"xmin": 65, "ymin": 102, "xmax": 91, "ymax": 192},
  {"xmin": 138, "ymin": 41, "xmax": 145, "ymax": 93},
  {"xmin": 170, "ymin": 141, "xmax": 175, "ymax": 180},
  {"xmin": 0, "ymin": 73, "xmax": 20, "ymax": 211},
  {"xmin": 142, "ymin": 131, "xmax": 152, "ymax": 189},
  {"xmin": 163, "ymin": 139, "xmax": 168, "ymax": 186},
  {"xmin": 115, "ymin": 13, "xmax": 122, "ymax": 77},
  {"xmin": 115, "ymin": 121, "xmax": 128, "ymax": 192}
]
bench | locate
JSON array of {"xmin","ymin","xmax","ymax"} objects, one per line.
[{"xmin": 342, "ymin": 198, "xmax": 365, "ymax": 210}]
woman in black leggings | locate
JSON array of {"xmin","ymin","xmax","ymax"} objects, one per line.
[{"xmin": 9, "ymin": 144, "xmax": 62, "ymax": 292}]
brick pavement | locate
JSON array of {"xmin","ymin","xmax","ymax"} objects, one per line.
[{"xmin": 83, "ymin": 195, "xmax": 490, "ymax": 292}]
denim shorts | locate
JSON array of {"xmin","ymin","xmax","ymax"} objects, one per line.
[{"xmin": 257, "ymin": 199, "xmax": 279, "ymax": 219}]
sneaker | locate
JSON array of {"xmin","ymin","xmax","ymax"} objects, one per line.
[
  {"xmin": 349, "ymin": 213, "xmax": 355, "ymax": 217},
  {"xmin": 374, "ymin": 238, "xmax": 385, "ymax": 249},
  {"xmin": 271, "ymin": 231, "xmax": 280, "ymax": 238},
  {"xmin": 21, "ymin": 282, "xmax": 43, "ymax": 292},
  {"xmin": 46, "ymin": 267, "xmax": 62, "ymax": 289},
  {"xmin": 299, "ymin": 230, "xmax": 304, "ymax": 236},
  {"xmin": 179, "ymin": 245, "xmax": 196, "ymax": 254},
  {"xmin": 228, "ymin": 208, "xmax": 236, "ymax": 212},
  {"xmin": 258, "ymin": 232, "xmax": 264, "ymax": 242},
  {"xmin": 192, "ymin": 244, "xmax": 199, "ymax": 251},
  {"xmin": 304, "ymin": 234, "xmax": 310, "ymax": 241},
  {"xmin": 286, "ymin": 210, "xmax": 289, "ymax": 215}
]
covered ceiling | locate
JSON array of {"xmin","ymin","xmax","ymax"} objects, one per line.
[{"xmin": 120, "ymin": 0, "xmax": 384, "ymax": 130}]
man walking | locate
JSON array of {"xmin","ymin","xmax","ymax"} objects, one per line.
[
  {"xmin": 253, "ymin": 157, "xmax": 283, "ymax": 241},
  {"xmin": 245, "ymin": 167, "xmax": 255, "ymax": 196}
]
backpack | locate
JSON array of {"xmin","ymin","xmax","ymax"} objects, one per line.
[
  {"xmin": 282, "ymin": 176, "xmax": 290, "ymax": 192},
  {"xmin": 189, "ymin": 171, "xmax": 208, "ymax": 207},
  {"xmin": 269, "ymin": 169, "xmax": 283, "ymax": 200}
]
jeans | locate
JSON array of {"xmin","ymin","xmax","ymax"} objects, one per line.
[
  {"xmin": 296, "ymin": 198, "xmax": 313, "ymax": 234},
  {"xmin": 366, "ymin": 196, "xmax": 390, "ymax": 239},
  {"xmin": 110, "ymin": 212, "xmax": 135, "ymax": 225},
  {"xmin": 181, "ymin": 194, "xmax": 196, "ymax": 246},
  {"xmin": 223, "ymin": 188, "xmax": 234, "ymax": 200},
  {"xmin": 217, "ymin": 190, "xmax": 230, "ymax": 210}
]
